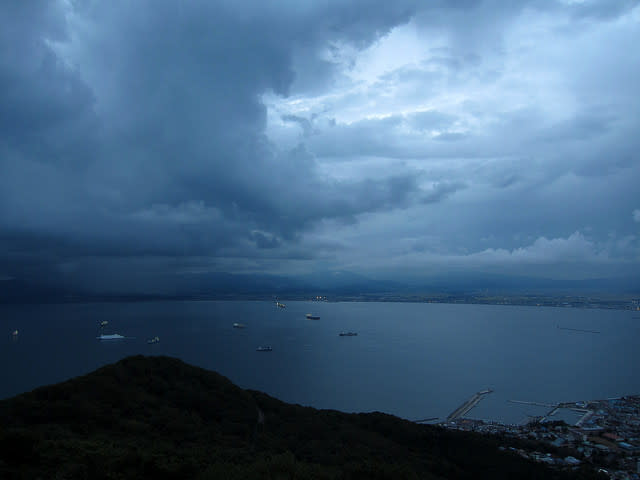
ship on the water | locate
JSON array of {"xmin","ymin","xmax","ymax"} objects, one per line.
[{"xmin": 97, "ymin": 334, "xmax": 125, "ymax": 340}]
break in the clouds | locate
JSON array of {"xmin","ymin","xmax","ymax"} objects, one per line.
[{"xmin": 1, "ymin": 0, "xmax": 639, "ymax": 292}]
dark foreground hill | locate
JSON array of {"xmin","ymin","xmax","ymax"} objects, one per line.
[{"xmin": 0, "ymin": 356, "xmax": 603, "ymax": 479}]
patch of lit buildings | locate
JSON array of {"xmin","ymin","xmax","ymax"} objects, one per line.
[{"xmin": 442, "ymin": 395, "xmax": 640, "ymax": 479}]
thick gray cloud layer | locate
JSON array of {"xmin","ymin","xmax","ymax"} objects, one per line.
[{"xmin": 1, "ymin": 0, "xmax": 639, "ymax": 292}]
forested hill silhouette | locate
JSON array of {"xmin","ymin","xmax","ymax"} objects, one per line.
[{"xmin": 0, "ymin": 356, "xmax": 604, "ymax": 479}]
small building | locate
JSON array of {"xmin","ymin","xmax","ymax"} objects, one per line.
[{"xmin": 602, "ymin": 432, "xmax": 622, "ymax": 442}]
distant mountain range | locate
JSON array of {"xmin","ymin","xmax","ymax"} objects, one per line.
[
  {"xmin": 174, "ymin": 270, "xmax": 407, "ymax": 295},
  {"xmin": 400, "ymin": 271, "xmax": 640, "ymax": 295},
  {"xmin": 1, "ymin": 270, "xmax": 638, "ymax": 303}
]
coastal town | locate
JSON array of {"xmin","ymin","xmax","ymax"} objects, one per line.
[
  {"xmin": 306, "ymin": 294, "xmax": 640, "ymax": 311},
  {"xmin": 440, "ymin": 395, "xmax": 640, "ymax": 479}
]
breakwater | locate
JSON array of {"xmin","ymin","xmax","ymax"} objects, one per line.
[{"xmin": 446, "ymin": 389, "xmax": 493, "ymax": 421}]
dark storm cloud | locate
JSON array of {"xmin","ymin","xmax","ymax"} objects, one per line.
[
  {"xmin": 433, "ymin": 132, "xmax": 469, "ymax": 142},
  {"xmin": 80, "ymin": 0, "xmax": 423, "ymax": 228},
  {"xmin": 307, "ymin": 115, "xmax": 405, "ymax": 157},
  {"xmin": 567, "ymin": 0, "xmax": 638, "ymax": 20},
  {"xmin": 0, "ymin": 2, "xmax": 96, "ymax": 160},
  {"xmin": 406, "ymin": 110, "xmax": 457, "ymax": 131},
  {"xmin": 0, "ymin": 0, "xmax": 426, "ymax": 287},
  {"xmin": 421, "ymin": 182, "xmax": 466, "ymax": 204},
  {"xmin": 536, "ymin": 108, "xmax": 614, "ymax": 143},
  {"xmin": 281, "ymin": 115, "xmax": 314, "ymax": 137}
]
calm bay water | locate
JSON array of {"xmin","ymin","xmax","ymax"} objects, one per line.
[{"xmin": 1, "ymin": 301, "xmax": 638, "ymax": 424}]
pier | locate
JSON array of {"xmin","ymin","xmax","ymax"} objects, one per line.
[
  {"xmin": 446, "ymin": 389, "xmax": 493, "ymax": 421},
  {"xmin": 575, "ymin": 409, "xmax": 594, "ymax": 427}
]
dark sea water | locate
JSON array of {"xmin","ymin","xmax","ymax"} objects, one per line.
[{"xmin": 1, "ymin": 301, "xmax": 638, "ymax": 424}]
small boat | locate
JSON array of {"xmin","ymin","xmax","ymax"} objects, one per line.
[
  {"xmin": 233, "ymin": 323, "xmax": 246, "ymax": 328},
  {"xmin": 339, "ymin": 332, "xmax": 357, "ymax": 336},
  {"xmin": 100, "ymin": 320, "xmax": 109, "ymax": 327},
  {"xmin": 11, "ymin": 330, "xmax": 18, "ymax": 336},
  {"xmin": 147, "ymin": 336, "xmax": 160, "ymax": 344},
  {"xmin": 97, "ymin": 333, "xmax": 125, "ymax": 340},
  {"xmin": 256, "ymin": 346, "xmax": 272, "ymax": 352},
  {"xmin": 276, "ymin": 301, "xmax": 286, "ymax": 308},
  {"xmin": 306, "ymin": 314, "xmax": 320, "ymax": 320}
]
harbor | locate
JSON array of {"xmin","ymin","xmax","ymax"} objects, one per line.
[
  {"xmin": 508, "ymin": 400, "xmax": 594, "ymax": 426},
  {"xmin": 438, "ymin": 395, "xmax": 640, "ymax": 477}
]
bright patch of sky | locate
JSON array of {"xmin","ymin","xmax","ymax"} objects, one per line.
[{"xmin": 261, "ymin": 2, "xmax": 640, "ymax": 279}]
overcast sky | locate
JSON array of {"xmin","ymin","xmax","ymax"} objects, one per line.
[{"xmin": 1, "ymin": 0, "xmax": 639, "ymax": 292}]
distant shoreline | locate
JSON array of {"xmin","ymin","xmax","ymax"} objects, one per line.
[{"xmin": 1, "ymin": 293, "xmax": 638, "ymax": 311}]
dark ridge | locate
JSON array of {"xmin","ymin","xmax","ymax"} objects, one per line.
[{"xmin": 0, "ymin": 355, "xmax": 604, "ymax": 479}]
